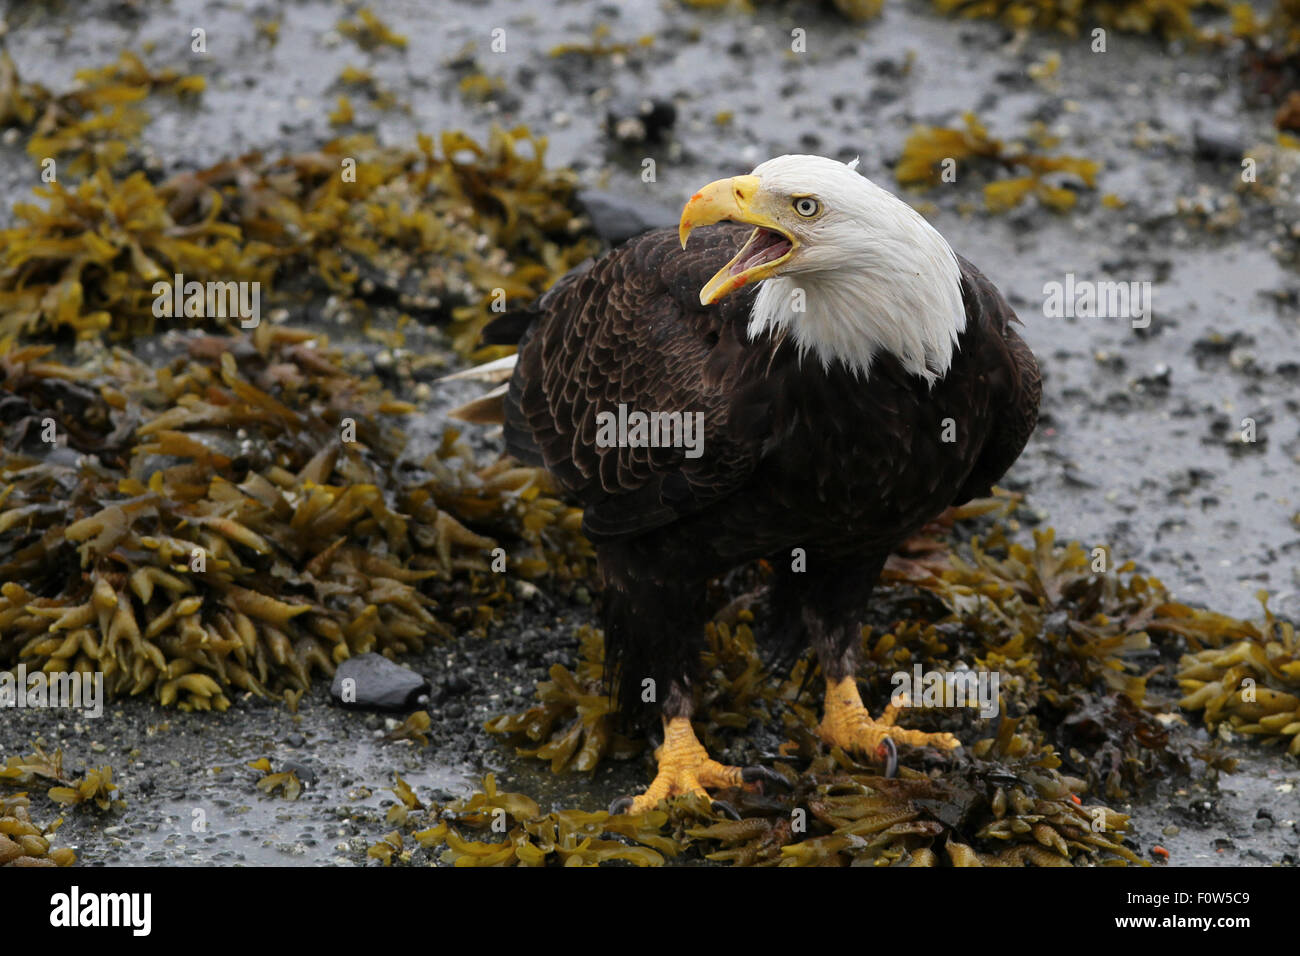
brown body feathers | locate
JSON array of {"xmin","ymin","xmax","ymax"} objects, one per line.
[{"xmin": 495, "ymin": 223, "xmax": 1040, "ymax": 719}]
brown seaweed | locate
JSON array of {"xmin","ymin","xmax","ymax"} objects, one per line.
[
  {"xmin": 0, "ymin": 330, "xmax": 591, "ymax": 710},
  {"xmin": 0, "ymin": 125, "xmax": 599, "ymax": 347},
  {"xmin": 0, "ymin": 48, "xmax": 203, "ymax": 179},
  {"xmin": 897, "ymin": 112, "xmax": 1100, "ymax": 213},
  {"xmin": 480, "ymin": 498, "xmax": 1281, "ymax": 866},
  {"xmin": 0, "ymin": 794, "xmax": 76, "ymax": 866},
  {"xmin": 367, "ymin": 772, "xmax": 674, "ymax": 866},
  {"xmin": 0, "ymin": 745, "xmax": 123, "ymax": 811},
  {"xmin": 931, "ymin": 0, "xmax": 1224, "ymax": 39}
]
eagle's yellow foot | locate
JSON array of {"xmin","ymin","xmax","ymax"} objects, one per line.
[
  {"xmin": 818, "ymin": 676, "xmax": 961, "ymax": 767},
  {"xmin": 610, "ymin": 716, "xmax": 782, "ymax": 815}
]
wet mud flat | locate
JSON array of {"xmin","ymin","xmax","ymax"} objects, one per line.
[{"xmin": 1, "ymin": 0, "xmax": 1297, "ymax": 866}]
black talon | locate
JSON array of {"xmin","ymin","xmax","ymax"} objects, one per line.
[
  {"xmin": 741, "ymin": 765, "xmax": 790, "ymax": 790},
  {"xmin": 711, "ymin": 799, "xmax": 741, "ymax": 820},
  {"xmin": 876, "ymin": 737, "xmax": 898, "ymax": 778},
  {"xmin": 609, "ymin": 795, "xmax": 635, "ymax": 815}
]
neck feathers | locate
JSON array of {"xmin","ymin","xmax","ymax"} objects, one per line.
[{"xmin": 747, "ymin": 203, "xmax": 967, "ymax": 384}]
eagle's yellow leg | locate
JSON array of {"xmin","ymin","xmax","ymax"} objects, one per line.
[
  {"xmin": 818, "ymin": 676, "xmax": 962, "ymax": 754},
  {"xmin": 621, "ymin": 716, "xmax": 744, "ymax": 813}
]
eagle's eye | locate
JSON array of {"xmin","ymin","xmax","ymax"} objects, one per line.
[{"xmin": 792, "ymin": 196, "xmax": 820, "ymax": 218}]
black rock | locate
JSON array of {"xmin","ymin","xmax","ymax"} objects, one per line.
[
  {"xmin": 330, "ymin": 653, "xmax": 431, "ymax": 711},
  {"xmin": 1192, "ymin": 121, "xmax": 1244, "ymax": 163},
  {"xmin": 604, "ymin": 96, "xmax": 676, "ymax": 145},
  {"xmin": 1136, "ymin": 362, "xmax": 1172, "ymax": 391},
  {"xmin": 442, "ymin": 673, "xmax": 473, "ymax": 697},
  {"xmin": 282, "ymin": 759, "xmax": 318, "ymax": 786},
  {"xmin": 576, "ymin": 189, "xmax": 678, "ymax": 246}
]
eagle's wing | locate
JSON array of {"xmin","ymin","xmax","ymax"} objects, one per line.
[
  {"xmin": 953, "ymin": 255, "xmax": 1042, "ymax": 503},
  {"xmin": 504, "ymin": 225, "xmax": 772, "ymax": 542}
]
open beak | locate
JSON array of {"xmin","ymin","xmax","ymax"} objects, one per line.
[{"xmin": 679, "ymin": 175, "xmax": 797, "ymax": 305}]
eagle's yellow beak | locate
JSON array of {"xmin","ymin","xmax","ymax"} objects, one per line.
[{"xmin": 679, "ymin": 176, "xmax": 797, "ymax": 305}]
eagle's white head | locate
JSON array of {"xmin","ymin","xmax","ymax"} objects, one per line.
[{"xmin": 678, "ymin": 154, "xmax": 966, "ymax": 383}]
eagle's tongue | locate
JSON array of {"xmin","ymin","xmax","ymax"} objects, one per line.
[{"xmin": 731, "ymin": 229, "xmax": 792, "ymax": 276}]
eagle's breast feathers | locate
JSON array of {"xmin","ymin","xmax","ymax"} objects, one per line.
[{"xmin": 502, "ymin": 221, "xmax": 1040, "ymax": 563}]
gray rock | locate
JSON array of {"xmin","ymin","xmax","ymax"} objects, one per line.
[
  {"xmin": 329, "ymin": 653, "xmax": 430, "ymax": 711},
  {"xmin": 576, "ymin": 189, "xmax": 678, "ymax": 246}
]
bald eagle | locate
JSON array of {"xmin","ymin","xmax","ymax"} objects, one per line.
[{"xmin": 448, "ymin": 155, "xmax": 1041, "ymax": 813}]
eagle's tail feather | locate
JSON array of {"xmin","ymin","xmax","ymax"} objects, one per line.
[
  {"xmin": 435, "ymin": 352, "xmax": 518, "ymax": 384},
  {"xmin": 448, "ymin": 383, "xmax": 509, "ymax": 424},
  {"xmin": 439, "ymin": 353, "xmax": 518, "ymax": 424}
]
